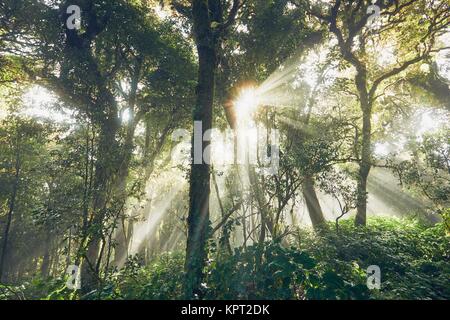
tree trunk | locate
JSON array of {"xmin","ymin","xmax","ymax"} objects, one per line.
[
  {"xmin": 112, "ymin": 127, "xmax": 135, "ymax": 267},
  {"xmin": 300, "ymin": 84, "xmax": 327, "ymax": 230},
  {"xmin": 184, "ymin": 0, "xmax": 217, "ymax": 299},
  {"xmin": 40, "ymin": 232, "xmax": 51, "ymax": 278},
  {"xmin": 51, "ymin": 245, "xmax": 60, "ymax": 277},
  {"xmin": 113, "ymin": 218, "xmax": 128, "ymax": 267},
  {"xmin": 355, "ymin": 109, "xmax": 372, "ymax": 226},
  {"xmin": 80, "ymin": 100, "xmax": 119, "ymax": 293},
  {"xmin": 112, "ymin": 64, "xmax": 141, "ymax": 267},
  {"xmin": 0, "ymin": 137, "xmax": 20, "ymax": 283},
  {"xmin": 248, "ymin": 166, "xmax": 273, "ymax": 242},
  {"xmin": 302, "ymin": 175, "xmax": 327, "ymax": 229},
  {"xmin": 81, "ymin": 237, "xmax": 101, "ymax": 293}
]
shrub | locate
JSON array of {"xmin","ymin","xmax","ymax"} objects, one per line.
[
  {"xmin": 297, "ymin": 218, "xmax": 449, "ymax": 299},
  {"xmin": 101, "ymin": 252, "xmax": 185, "ymax": 300},
  {"xmin": 3, "ymin": 217, "xmax": 448, "ymax": 300}
]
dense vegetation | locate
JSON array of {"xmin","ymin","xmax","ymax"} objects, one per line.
[
  {"xmin": 0, "ymin": 0, "xmax": 449, "ymax": 300},
  {"xmin": 1, "ymin": 218, "xmax": 448, "ymax": 300}
]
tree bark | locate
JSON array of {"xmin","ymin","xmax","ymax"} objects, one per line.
[
  {"xmin": 184, "ymin": 0, "xmax": 217, "ymax": 299},
  {"xmin": 301, "ymin": 87, "xmax": 327, "ymax": 229},
  {"xmin": 355, "ymin": 108, "xmax": 372, "ymax": 226},
  {"xmin": 40, "ymin": 232, "xmax": 51, "ymax": 278},
  {"xmin": 112, "ymin": 125, "xmax": 135, "ymax": 267},
  {"xmin": 302, "ymin": 175, "xmax": 326, "ymax": 229},
  {"xmin": 80, "ymin": 95, "xmax": 120, "ymax": 293},
  {"xmin": 354, "ymin": 67, "xmax": 371, "ymax": 226}
]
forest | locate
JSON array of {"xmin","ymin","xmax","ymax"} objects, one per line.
[{"xmin": 0, "ymin": 0, "xmax": 449, "ymax": 301}]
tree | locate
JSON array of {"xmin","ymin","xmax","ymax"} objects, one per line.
[
  {"xmin": 0, "ymin": 119, "xmax": 21, "ymax": 282},
  {"xmin": 170, "ymin": 0, "xmax": 243, "ymax": 298},
  {"xmin": 0, "ymin": 116, "xmax": 54, "ymax": 282},
  {"xmin": 1, "ymin": 0, "xmax": 197, "ymax": 291},
  {"xmin": 306, "ymin": 0, "xmax": 449, "ymax": 225}
]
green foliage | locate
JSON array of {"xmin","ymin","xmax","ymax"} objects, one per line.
[
  {"xmin": 2, "ymin": 218, "xmax": 448, "ymax": 300},
  {"xmin": 442, "ymin": 208, "xmax": 450, "ymax": 234},
  {"xmin": 1, "ymin": 0, "xmax": 449, "ymax": 302},
  {"xmin": 394, "ymin": 130, "xmax": 450, "ymax": 210},
  {"xmin": 94, "ymin": 218, "xmax": 449, "ymax": 300},
  {"xmin": 297, "ymin": 218, "xmax": 450, "ymax": 300},
  {"xmin": 98, "ymin": 253, "xmax": 185, "ymax": 300},
  {"xmin": 0, "ymin": 276, "xmax": 76, "ymax": 300},
  {"xmin": 204, "ymin": 240, "xmax": 369, "ymax": 300}
]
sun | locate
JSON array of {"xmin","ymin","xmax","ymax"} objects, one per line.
[{"xmin": 234, "ymin": 86, "xmax": 260, "ymax": 123}]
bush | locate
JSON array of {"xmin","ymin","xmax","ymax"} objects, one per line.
[
  {"xmin": 100, "ymin": 252, "xmax": 185, "ymax": 300},
  {"xmin": 204, "ymin": 217, "xmax": 449, "ymax": 300},
  {"xmin": 0, "ymin": 276, "xmax": 76, "ymax": 300},
  {"xmin": 3, "ymin": 217, "xmax": 448, "ymax": 300},
  {"xmin": 297, "ymin": 217, "xmax": 449, "ymax": 299},
  {"xmin": 205, "ymin": 242, "xmax": 368, "ymax": 300}
]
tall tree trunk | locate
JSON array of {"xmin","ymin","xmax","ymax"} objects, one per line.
[
  {"xmin": 184, "ymin": 0, "xmax": 217, "ymax": 299},
  {"xmin": 81, "ymin": 100, "xmax": 119, "ymax": 293},
  {"xmin": 112, "ymin": 127, "xmax": 135, "ymax": 267},
  {"xmin": 354, "ymin": 66, "xmax": 371, "ymax": 226},
  {"xmin": 0, "ymin": 137, "xmax": 20, "ymax": 283},
  {"xmin": 327, "ymin": 1, "xmax": 373, "ymax": 227},
  {"xmin": 301, "ymin": 109, "xmax": 326, "ymax": 229},
  {"xmin": 355, "ymin": 108, "xmax": 372, "ymax": 226},
  {"xmin": 112, "ymin": 63, "xmax": 141, "ymax": 267}
]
